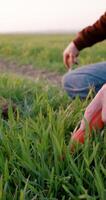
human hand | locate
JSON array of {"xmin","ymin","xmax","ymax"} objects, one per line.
[
  {"xmin": 63, "ymin": 42, "xmax": 79, "ymax": 69},
  {"xmin": 80, "ymin": 84, "xmax": 106, "ymax": 130}
]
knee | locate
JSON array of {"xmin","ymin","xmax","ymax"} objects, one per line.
[
  {"xmin": 62, "ymin": 71, "xmax": 88, "ymax": 99},
  {"xmin": 62, "ymin": 72, "xmax": 73, "ymax": 90},
  {"xmin": 62, "ymin": 73, "xmax": 70, "ymax": 89},
  {"xmin": 62, "ymin": 71, "xmax": 78, "ymax": 98}
]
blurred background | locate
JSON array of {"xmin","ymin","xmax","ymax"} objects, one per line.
[
  {"xmin": 0, "ymin": 0, "xmax": 105, "ymax": 80},
  {"xmin": 0, "ymin": 0, "xmax": 106, "ymax": 33}
]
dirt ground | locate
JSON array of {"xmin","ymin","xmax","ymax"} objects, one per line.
[{"xmin": 0, "ymin": 59, "xmax": 63, "ymax": 86}]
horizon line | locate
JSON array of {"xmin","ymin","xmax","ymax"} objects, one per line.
[{"xmin": 0, "ymin": 30, "xmax": 79, "ymax": 35}]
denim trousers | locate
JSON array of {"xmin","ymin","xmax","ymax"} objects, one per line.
[{"xmin": 62, "ymin": 62, "xmax": 106, "ymax": 98}]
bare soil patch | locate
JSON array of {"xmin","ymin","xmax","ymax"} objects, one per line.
[{"xmin": 0, "ymin": 59, "xmax": 62, "ymax": 86}]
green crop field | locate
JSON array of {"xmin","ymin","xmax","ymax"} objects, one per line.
[
  {"xmin": 0, "ymin": 34, "xmax": 106, "ymax": 73},
  {"xmin": 0, "ymin": 34, "xmax": 105, "ymax": 200}
]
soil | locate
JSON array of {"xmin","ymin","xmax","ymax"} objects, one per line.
[{"xmin": 0, "ymin": 59, "xmax": 62, "ymax": 86}]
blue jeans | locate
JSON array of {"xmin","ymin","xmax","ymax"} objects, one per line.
[{"xmin": 62, "ymin": 62, "xmax": 106, "ymax": 98}]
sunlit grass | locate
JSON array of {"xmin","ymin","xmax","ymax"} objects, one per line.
[
  {"xmin": 0, "ymin": 74, "xmax": 105, "ymax": 199},
  {"xmin": 0, "ymin": 34, "xmax": 105, "ymax": 199}
]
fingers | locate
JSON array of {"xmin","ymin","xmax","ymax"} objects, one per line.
[
  {"xmin": 63, "ymin": 53, "xmax": 75, "ymax": 69},
  {"xmin": 63, "ymin": 53, "xmax": 70, "ymax": 69},
  {"xmin": 80, "ymin": 90, "xmax": 102, "ymax": 130},
  {"xmin": 63, "ymin": 42, "xmax": 79, "ymax": 70}
]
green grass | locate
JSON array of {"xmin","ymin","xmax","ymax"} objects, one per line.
[
  {"xmin": 0, "ymin": 34, "xmax": 106, "ymax": 73},
  {"xmin": 0, "ymin": 74, "xmax": 105, "ymax": 199},
  {"xmin": 0, "ymin": 34, "xmax": 105, "ymax": 199}
]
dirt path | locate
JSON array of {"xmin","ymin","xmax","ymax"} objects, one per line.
[{"xmin": 0, "ymin": 59, "xmax": 62, "ymax": 86}]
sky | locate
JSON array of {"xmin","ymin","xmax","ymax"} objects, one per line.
[{"xmin": 0, "ymin": 0, "xmax": 106, "ymax": 33}]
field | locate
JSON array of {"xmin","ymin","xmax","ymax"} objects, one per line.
[
  {"xmin": 0, "ymin": 34, "xmax": 105, "ymax": 200},
  {"xmin": 0, "ymin": 34, "xmax": 106, "ymax": 73}
]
